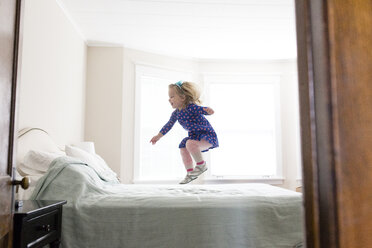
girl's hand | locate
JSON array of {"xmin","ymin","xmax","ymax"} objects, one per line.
[
  {"xmin": 150, "ymin": 133, "xmax": 163, "ymax": 145},
  {"xmin": 205, "ymin": 107, "xmax": 214, "ymax": 115}
]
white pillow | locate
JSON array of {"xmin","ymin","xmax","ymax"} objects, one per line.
[
  {"xmin": 17, "ymin": 150, "xmax": 64, "ymax": 176},
  {"xmin": 65, "ymin": 145, "xmax": 118, "ymax": 182},
  {"xmin": 16, "ymin": 150, "xmax": 64, "ymax": 200},
  {"xmin": 65, "ymin": 145, "xmax": 104, "ymax": 173},
  {"xmin": 72, "ymin": 141, "xmax": 95, "ymax": 155}
]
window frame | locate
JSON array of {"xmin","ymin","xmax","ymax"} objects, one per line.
[
  {"xmin": 202, "ymin": 73, "xmax": 283, "ymax": 182},
  {"xmin": 134, "ymin": 64, "xmax": 193, "ymax": 182},
  {"xmin": 134, "ymin": 65, "xmax": 284, "ymax": 184}
]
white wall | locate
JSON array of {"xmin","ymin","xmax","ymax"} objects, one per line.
[
  {"xmin": 18, "ymin": 0, "xmax": 86, "ymax": 145},
  {"xmin": 279, "ymin": 63, "xmax": 302, "ymax": 190},
  {"xmin": 85, "ymin": 47, "xmax": 124, "ymax": 176}
]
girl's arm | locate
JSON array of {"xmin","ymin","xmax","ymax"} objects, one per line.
[
  {"xmin": 189, "ymin": 104, "xmax": 214, "ymax": 115},
  {"xmin": 150, "ymin": 111, "xmax": 177, "ymax": 145},
  {"xmin": 160, "ymin": 110, "xmax": 178, "ymax": 134},
  {"xmin": 150, "ymin": 132, "xmax": 163, "ymax": 145}
]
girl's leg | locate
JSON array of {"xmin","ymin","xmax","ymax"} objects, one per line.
[
  {"xmin": 185, "ymin": 139, "xmax": 211, "ymax": 165},
  {"xmin": 180, "ymin": 148, "xmax": 194, "ymax": 172}
]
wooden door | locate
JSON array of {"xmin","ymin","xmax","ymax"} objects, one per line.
[
  {"xmin": 0, "ymin": 0, "xmax": 23, "ymax": 247},
  {"xmin": 295, "ymin": 0, "xmax": 372, "ymax": 247}
]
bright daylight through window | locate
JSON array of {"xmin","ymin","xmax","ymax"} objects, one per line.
[
  {"xmin": 135, "ymin": 66, "xmax": 281, "ymax": 182},
  {"xmin": 207, "ymin": 76, "xmax": 281, "ymax": 179}
]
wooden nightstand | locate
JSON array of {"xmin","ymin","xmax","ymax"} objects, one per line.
[{"xmin": 13, "ymin": 200, "xmax": 67, "ymax": 248}]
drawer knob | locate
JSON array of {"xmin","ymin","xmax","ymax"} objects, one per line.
[{"xmin": 42, "ymin": 224, "xmax": 51, "ymax": 232}]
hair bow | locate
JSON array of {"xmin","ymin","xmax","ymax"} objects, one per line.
[{"xmin": 175, "ymin": 81, "xmax": 183, "ymax": 89}]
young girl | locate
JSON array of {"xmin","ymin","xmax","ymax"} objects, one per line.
[{"xmin": 150, "ymin": 81, "xmax": 219, "ymax": 184}]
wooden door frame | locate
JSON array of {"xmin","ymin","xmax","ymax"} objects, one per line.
[
  {"xmin": 0, "ymin": 0, "xmax": 24, "ymax": 247},
  {"xmin": 295, "ymin": 0, "xmax": 339, "ymax": 247},
  {"xmin": 11, "ymin": 1, "xmax": 24, "ymax": 246},
  {"xmin": 9, "ymin": 0, "xmax": 24, "ymax": 176},
  {"xmin": 296, "ymin": 0, "xmax": 372, "ymax": 247}
]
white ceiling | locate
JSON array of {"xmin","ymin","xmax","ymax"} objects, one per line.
[{"xmin": 59, "ymin": 0, "xmax": 297, "ymax": 60}]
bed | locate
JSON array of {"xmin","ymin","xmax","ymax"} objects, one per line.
[{"xmin": 16, "ymin": 128, "xmax": 304, "ymax": 248}]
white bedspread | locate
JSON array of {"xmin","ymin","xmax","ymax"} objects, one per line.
[{"xmin": 31, "ymin": 157, "xmax": 303, "ymax": 248}]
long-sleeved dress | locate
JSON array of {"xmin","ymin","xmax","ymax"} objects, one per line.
[{"xmin": 160, "ymin": 103, "xmax": 219, "ymax": 152}]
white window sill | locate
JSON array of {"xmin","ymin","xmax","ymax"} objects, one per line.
[
  {"xmin": 132, "ymin": 178, "xmax": 284, "ymax": 185},
  {"xmin": 202, "ymin": 178, "xmax": 284, "ymax": 185},
  {"xmin": 132, "ymin": 180, "xmax": 182, "ymax": 184}
]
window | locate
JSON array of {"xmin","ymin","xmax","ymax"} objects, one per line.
[
  {"xmin": 135, "ymin": 66, "xmax": 282, "ymax": 183},
  {"xmin": 204, "ymin": 74, "xmax": 282, "ymax": 180},
  {"xmin": 134, "ymin": 65, "xmax": 193, "ymax": 182}
]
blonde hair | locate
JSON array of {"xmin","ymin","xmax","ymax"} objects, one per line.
[{"xmin": 169, "ymin": 81, "xmax": 202, "ymax": 108}]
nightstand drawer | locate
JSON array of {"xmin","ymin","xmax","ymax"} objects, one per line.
[
  {"xmin": 14, "ymin": 200, "xmax": 66, "ymax": 248},
  {"xmin": 24, "ymin": 209, "xmax": 59, "ymax": 246}
]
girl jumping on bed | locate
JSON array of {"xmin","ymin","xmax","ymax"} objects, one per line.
[{"xmin": 150, "ymin": 81, "xmax": 219, "ymax": 184}]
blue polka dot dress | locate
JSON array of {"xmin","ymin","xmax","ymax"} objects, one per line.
[{"xmin": 160, "ymin": 103, "xmax": 219, "ymax": 152}]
